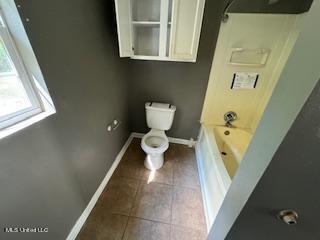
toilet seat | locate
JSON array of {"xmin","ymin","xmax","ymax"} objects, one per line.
[{"xmin": 141, "ymin": 129, "xmax": 169, "ymax": 155}]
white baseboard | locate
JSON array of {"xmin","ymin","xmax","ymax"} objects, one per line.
[
  {"xmin": 66, "ymin": 134, "xmax": 134, "ymax": 240},
  {"xmin": 66, "ymin": 132, "xmax": 195, "ymax": 240},
  {"xmin": 131, "ymin": 132, "xmax": 144, "ymax": 138},
  {"xmin": 131, "ymin": 132, "xmax": 196, "ymax": 147}
]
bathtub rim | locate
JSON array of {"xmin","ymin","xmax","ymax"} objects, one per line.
[{"xmin": 195, "ymin": 124, "xmax": 232, "ymax": 231}]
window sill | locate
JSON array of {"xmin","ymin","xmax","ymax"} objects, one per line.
[{"xmin": 0, "ymin": 108, "xmax": 55, "ymax": 140}]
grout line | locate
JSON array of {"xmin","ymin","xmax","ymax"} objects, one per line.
[
  {"xmin": 128, "ymin": 179, "xmax": 142, "ymax": 217},
  {"xmin": 116, "ymin": 139, "xmax": 206, "ymax": 237},
  {"xmin": 123, "ymin": 215, "xmax": 206, "ymax": 234},
  {"xmin": 120, "ymin": 141, "xmax": 139, "ymax": 240},
  {"xmin": 127, "ymin": 216, "xmax": 171, "ymax": 226},
  {"xmin": 103, "ymin": 213, "xmax": 207, "ymax": 237},
  {"xmin": 170, "ymin": 180, "xmax": 174, "ymax": 226},
  {"xmin": 120, "ymin": 215, "xmax": 130, "ymax": 240},
  {"xmin": 117, "ymin": 167, "xmax": 201, "ymax": 191}
]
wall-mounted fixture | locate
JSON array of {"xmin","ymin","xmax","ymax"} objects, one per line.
[
  {"xmin": 114, "ymin": 0, "xmax": 205, "ymax": 62},
  {"xmin": 224, "ymin": 111, "xmax": 237, "ymax": 128},
  {"xmin": 277, "ymin": 209, "xmax": 298, "ymax": 225},
  {"xmin": 268, "ymin": 0, "xmax": 280, "ymax": 5},
  {"xmin": 106, "ymin": 119, "xmax": 121, "ymax": 132},
  {"xmin": 229, "ymin": 48, "xmax": 270, "ymax": 67},
  {"xmin": 222, "ymin": 0, "xmax": 236, "ymax": 22},
  {"xmin": 222, "ymin": 0, "xmax": 283, "ymax": 22},
  {"xmin": 231, "ymin": 72, "xmax": 259, "ymax": 90}
]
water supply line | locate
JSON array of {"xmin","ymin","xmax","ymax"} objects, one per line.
[
  {"xmin": 222, "ymin": 0, "xmax": 237, "ymax": 22},
  {"xmin": 222, "ymin": 0, "xmax": 280, "ymax": 22}
]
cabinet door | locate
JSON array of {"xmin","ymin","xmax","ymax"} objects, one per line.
[
  {"xmin": 114, "ymin": 0, "xmax": 133, "ymax": 57},
  {"xmin": 170, "ymin": 0, "xmax": 205, "ymax": 61}
]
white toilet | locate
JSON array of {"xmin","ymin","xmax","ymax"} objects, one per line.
[{"xmin": 141, "ymin": 102, "xmax": 176, "ymax": 170}]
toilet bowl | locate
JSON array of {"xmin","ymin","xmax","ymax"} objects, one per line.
[
  {"xmin": 141, "ymin": 102, "xmax": 176, "ymax": 170},
  {"xmin": 141, "ymin": 129, "xmax": 169, "ymax": 170}
]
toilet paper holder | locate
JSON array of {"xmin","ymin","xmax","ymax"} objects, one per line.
[{"xmin": 106, "ymin": 119, "xmax": 121, "ymax": 132}]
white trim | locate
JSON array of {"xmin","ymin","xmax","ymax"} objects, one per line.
[
  {"xmin": 0, "ymin": 5, "xmax": 56, "ymax": 138},
  {"xmin": 169, "ymin": 0, "xmax": 205, "ymax": 61},
  {"xmin": 132, "ymin": 21, "xmax": 160, "ymax": 26},
  {"xmin": 0, "ymin": 107, "xmax": 42, "ymax": 130},
  {"xmin": 131, "ymin": 132, "xmax": 144, "ymax": 138},
  {"xmin": 66, "ymin": 134, "xmax": 134, "ymax": 240},
  {"xmin": 130, "ymin": 55, "xmax": 196, "ymax": 62},
  {"xmin": 67, "ymin": 132, "xmax": 197, "ymax": 239},
  {"xmin": 195, "ymin": 140, "xmax": 211, "ymax": 232},
  {"xmin": 0, "ymin": 10, "xmax": 43, "ymax": 129},
  {"xmin": 0, "ymin": 12, "xmax": 40, "ymax": 110},
  {"xmin": 114, "ymin": 0, "xmax": 133, "ymax": 57},
  {"xmin": 159, "ymin": 0, "xmax": 169, "ymax": 57},
  {"xmin": 131, "ymin": 132, "xmax": 196, "ymax": 147},
  {"xmin": 0, "ymin": 108, "xmax": 55, "ymax": 140},
  {"xmin": 194, "ymin": 125, "xmax": 231, "ymax": 233}
]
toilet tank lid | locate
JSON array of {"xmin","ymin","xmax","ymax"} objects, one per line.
[{"xmin": 145, "ymin": 102, "xmax": 176, "ymax": 112}]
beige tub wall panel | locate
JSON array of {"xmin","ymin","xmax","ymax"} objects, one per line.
[{"xmin": 201, "ymin": 13, "xmax": 304, "ymax": 133}]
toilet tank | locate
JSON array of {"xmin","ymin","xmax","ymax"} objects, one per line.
[{"xmin": 145, "ymin": 102, "xmax": 176, "ymax": 130}]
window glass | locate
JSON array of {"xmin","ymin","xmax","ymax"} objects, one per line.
[{"xmin": 0, "ymin": 37, "xmax": 32, "ymax": 118}]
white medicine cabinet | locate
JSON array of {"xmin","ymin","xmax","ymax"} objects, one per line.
[{"xmin": 114, "ymin": 0, "xmax": 205, "ymax": 62}]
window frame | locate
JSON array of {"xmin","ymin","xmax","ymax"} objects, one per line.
[{"xmin": 0, "ymin": 10, "xmax": 43, "ymax": 130}]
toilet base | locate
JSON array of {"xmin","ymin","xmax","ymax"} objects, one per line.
[{"xmin": 144, "ymin": 154, "xmax": 164, "ymax": 170}]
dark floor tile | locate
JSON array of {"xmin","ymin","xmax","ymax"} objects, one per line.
[
  {"xmin": 95, "ymin": 177, "xmax": 140, "ymax": 216},
  {"xmin": 122, "ymin": 138, "xmax": 144, "ymax": 157},
  {"xmin": 78, "ymin": 139, "xmax": 207, "ymax": 240},
  {"xmin": 113, "ymin": 161, "xmax": 143, "ymax": 180},
  {"xmin": 130, "ymin": 182, "xmax": 173, "ymax": 223},
  {"xmin": 165, "ymin": 143, "xmax": 183, "ymax": 162},
  {"xmin": 141, "ymin": 158, "xmax": 174, "ymax": 185},
  {"xmin": 113, "ymin": 139, "xmax": 147, "ymax": 180},
  {"xmin": 76, "ymin": 213, "xmax": 128, "ymax": 240},
  {"xmin": 114, "ymin": 157, "xmax": 144, "ymax": 180},
  {"xmin": 170, "ymin": 145, "xmax": 200, "ymax": 189},
  {"xmin": 173, "ymin": 161, "xmax": 200, "ymax": 189},
  {"xmin": 171, "ymin": 186, "xmax": 206, "ymax": 231},
  {"xmin": 171, "ymin": 225, "xmax": 207, "ymax": 240},
  {"xmin": 123, "ymin": 217, "xmax": 170, "ymax": 240},
  {"xmin": 120, "ymin": 138, "xmax": 175, "ymax": 185}
]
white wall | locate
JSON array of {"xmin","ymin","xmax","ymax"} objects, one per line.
[{"xmin": 201, "ymin": 13, "xmax": 303, "ymax": 133}]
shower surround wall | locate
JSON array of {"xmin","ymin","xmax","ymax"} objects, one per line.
[{"xmin": 201, "ymin": 13, "xmax": 303, "ymax": 133}]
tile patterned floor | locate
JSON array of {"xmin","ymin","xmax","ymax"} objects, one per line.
[{"xmin": 77, "ymin": 138, "xmax": 207, "ymax": 240}]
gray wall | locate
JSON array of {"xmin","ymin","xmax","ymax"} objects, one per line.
[
  {"xmin": 0, "ymin": 0, "xmax": 130, "ymax": 239},
  {"xmin": 226, "ymin": 79, "xmax": 320, "ymax": 240},
  {"xmin": 128, "ymin": 0, "xmax": 225, "ymax": 140},
  {"xmin": 229, "ymin": 0, "xmax": 313, "ymax": 14}
]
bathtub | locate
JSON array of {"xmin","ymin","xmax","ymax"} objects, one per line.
[
  {"xmin": 213, "ymin": 126, "xmax": 252, "ymax": 178},
  {"xmin": 196, "ymin": 124, "xmax": 252, "ymax": 230}
]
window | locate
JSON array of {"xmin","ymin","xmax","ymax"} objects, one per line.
[{"xmin": 0, "ymin": 7, "xmax": 55, "ymax": 137}]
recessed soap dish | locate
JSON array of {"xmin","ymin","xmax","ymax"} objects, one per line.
[{"xmin": 229, "ymin": 48, "xmax": 270, "ymax": 67}]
